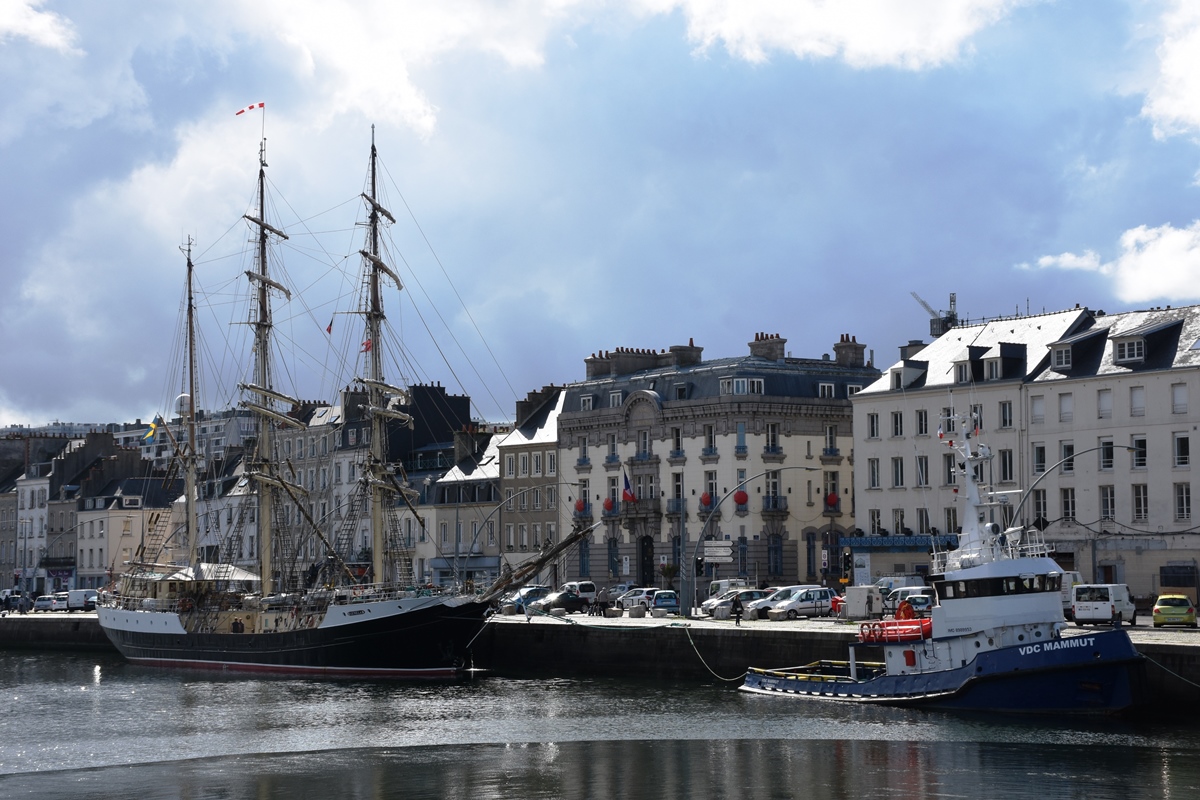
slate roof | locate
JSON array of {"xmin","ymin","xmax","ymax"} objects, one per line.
[{"xmin": 1034, "ymin": 304, "xmax": 1200, "ymax": 383}]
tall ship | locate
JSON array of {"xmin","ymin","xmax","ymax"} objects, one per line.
[
  {"xmin": 98, "ymin": 132, "xmax": 547, "ymax": 677},
  {"xmin": 741, "ymin": 410, "xmax": 1145, "ymax": 713}
]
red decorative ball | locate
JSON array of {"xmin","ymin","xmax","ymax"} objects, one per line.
[
  {"xmin": 603, "ymin": 497, "xmax": 614, "ymax": 511},
  {"xmin": 574, "ymin": 499, "xmax": 585, "ymax": 513},
  {"xmin": 700, "ymin": 492, "xmax": 712, "ymax": 507},
  {"xmin": 733, "ymin": 490, "xmax": 749, "ymax": 505}
]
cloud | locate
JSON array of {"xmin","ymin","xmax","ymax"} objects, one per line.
[
  {"xmin": 1142, "ymin": 2, "xmax": 1200, "ymax": 139},
  {"xmin": 0, "ymin": 0, "xmax": 80, "ymax": 53},
  {"xmin": 637, "ymin": 0, "xmax": 1027, "ymax": 68},
  {"xmin": 1030, "ymin": 221, "xmax": 1200, "ymax": 303}
]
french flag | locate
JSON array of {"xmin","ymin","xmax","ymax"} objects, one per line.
[
  {"xmin": 937, "ymin": 425, "xmax": 944, "ymax": 440},
  {"xmin": 622, "ymin": 472, "xmax": 636, "ymax": 503}
]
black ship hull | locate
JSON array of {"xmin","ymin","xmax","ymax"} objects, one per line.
[{"xmin": 99, "ymin": 599, "xmax": 492, "ymax": 678}]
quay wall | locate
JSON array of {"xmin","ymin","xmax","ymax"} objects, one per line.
[{"xmin": 3, "ymin": 615, "xmax": 1199, "ymax": 712}]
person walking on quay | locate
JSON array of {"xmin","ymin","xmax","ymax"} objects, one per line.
[
  {"xmin": 595, "ymin": 586, "xmax": 610, "ymax": 615},
  {"xmin": 731, "ymin": 594, "xmax": 744, "ymax": 626}
]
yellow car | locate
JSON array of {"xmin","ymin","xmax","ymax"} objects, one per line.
[{"xmin": 1152, "ymin": 594, "xmax": 1197, "ymax": 628}]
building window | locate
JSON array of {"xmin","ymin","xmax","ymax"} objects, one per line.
[
  {"xmin": 1115, "ymin": 339, "xmax": 1145, "ymax": 363},
  {"xmin": 891, "ymin": 372, "xmax": 902, "ymax": 390},
  {"xmin": 944, "ymin": 507, "xmax": 958, "ymax": 534},
  {"xmin": 719, "ymin": 378, "xmax": 732, "ymax": 395},
  {"xmin": 1130, "ymin": 386, "xmax": 1146, "ymax": 417},
  {"xmin": 505, "ymin": 489, "xmax": 514, "ymax": 511},
  {"xmin": 1176, "ymin": 483, "xmax": 1192, "ymax": 522},
  {"xmin": 608, "ymin": 433, "xmax": 618, "ymax": 459},
  {"xmin": 986, "ymin": 360, "xmax": 1000, "ymax": 380},
  {"xmin": 547, "ymin": 452, "xmax": 556, "ymax": 476},
  {"xmin": 1058, "ymin": 393, "xmax": 1073, "ymax": 423},
  {"xmin": 1173, "ymin": 383, "xmax": 1188, "ymax": 414},
  {"xmin": 819, "ymin": 383, "xmax": 834, "ymax": 398},
  {"xmin": 1131, "ymin": 436, "xmax": 1147, "ymax": 469},
  {"xmin": 943, "ymin": 453, "xmax": 956, "ymax": 486},
  {"xmin": 1060, "ymin": 441, "xmax": 1074, "ymax": 474},
  {"xmin": 915, "ymin": 409, "xmax": 928, "ymax": 436},
  {"xmin": 868, "ymin": 509, "xmax": 882, "ymax": 534},
  {"xmin": 917, "ymin": 507, "xmax": 931, "ymax": 534},
  {"xmin": 999, "ymin": 449, "xmax": 1013, "ymax": 483},
  {"xmin": 1030, "ymin": 395, "xmax": 1044, "ymax": 424},
  {"xmin": 890, "ymin": 412, "xmax": 903, "ymax": 437},
  {"xmin": 891, "ymin": 457, "xmax": 904, "ymax": 488},
  {"xmin": 1097, "ymin": 388, "xmax": 1112, "ymax": 419},
  {"xmin": 1175, "ymin": 434, "xmax": 1190, "ymax": 467},
  {"xmin": 867, "ymin": 459, "xmax": 880, "ymax": 489},
  {"xmin": 848, "ymin": 385, "xmax": 862, "ymax": 396},
  {"xmin": 579, "ymin": 537, "xmax": 590, "ymax": 576},
  {"xmin": 1100, "ymin": 485, "xmax": 1115, "ymax": 520},
  {"xmin": 638, "ymin": 429, "xmax": 650, "ymax": 457},
  {"xmin": 1032, "ymin": 489, "xmax": 1047, "ymax": 522},
  {"xmin": 519, "ymin": 453, "xmax": 529, "ymax": 477},
  {"xmin": 1099, "ymin": 438, "xmax": 1114, "ymax": 470},
  {"xmin": 1132, "ymin": 484, "xmax": 1149, "ymax": 522},
  {"xmin": 1061, "ymin": 488, "xmax": 1075, "ymax": 520},
  {"xmin": 892, "ymin": 509, "xmax": 906, "ymax": 534},
  {"xmin": 956, "ymin": 363, "xmax": 970, "ymax": 384},
  {"xmin": 733, "ymin": 378, "xmax": 748, "ymax": 395},
  {"xmin": 765, "ymin": 423, "xmax": 780, "ymax": 452},
  {"xmin": 915, "ymin": 456, "xmax": 929, "ymax": 487},
  {"xmin": 999, "ymin": 401, "xmax": 1013, "ymax": 429},
  {"xmin": 749, "ymin": 378, "xmax": 764, "ymax": 394},
  {"xmin": 505, "ymin": 455, "xmax": 515, "ymax": 477},
  {"xmin": 580, "ymin": 395, "xmax": 593, "ymax": 411},
  {"xmin": 867, "ymin": 413, "xmax": 880, "ymax": 439},
  {"xmin": 1053, "ymin": 346, "xmax": 1072, "ymax": 369},
  {"xmin": 671, "ymin": 427, "xmax": 683, "ymax": 455},
  {"xmin": 532, "ymin": 453, "xmax": 542, "ymax": 477},
  {"xmin": 609, "ymin": 391, "xmax": 622, "ymax": 408},
  {"xmin": 1032, "ymin": 443, "xmax": 1046, "ymax": 474}
]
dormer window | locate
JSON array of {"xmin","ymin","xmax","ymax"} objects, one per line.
[
  {"xmin": 580, "ymin": 395, "xmax": 593, "ymax": 411},
  {"xmin": 986, "ymin": 360, "xmax": 1001, "ymax": 380},
  {"xmin": 891, "ymin": 372, "xmax": 902, "ymax": 389},
  {"xmin": 1052, "ymin": 346, "xmax": 1072, "ymax": 369},
  {"xmin": 955, "ymin": 363, "xmax": 970, "ymax": 384},
  {"xmin": 608, "ymin": 391, "xmax": 623, "ymax": 408},
  {"xmin": 1114, "ymin": 339, "xmax": 1145, "ymax": 364}
]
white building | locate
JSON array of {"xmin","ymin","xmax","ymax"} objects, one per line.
[{"xmin": 853, "ymin": 304, "xmax": 1200, "ymax": 601}]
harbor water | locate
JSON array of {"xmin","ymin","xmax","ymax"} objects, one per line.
[{"xmin": 2, "ymin": 649, "xmax": 1199, "ymax": 799}]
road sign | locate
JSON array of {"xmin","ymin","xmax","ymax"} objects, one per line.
[
  {"xmin": 704, "ymin": 543, "xmax": 732, "ymax": 554},
  {"xmin": 704, "ymin": 555, "xmax": 734, "ymax": 564}
]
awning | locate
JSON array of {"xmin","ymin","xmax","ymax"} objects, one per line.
[{"xmin": 164, "ymin": 563, "xmax": 261, "ymax": 582}]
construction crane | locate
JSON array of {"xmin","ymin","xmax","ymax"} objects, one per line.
[{"xmin": 911, "ymin": 292, "xmax": 958, "ymax": 337}]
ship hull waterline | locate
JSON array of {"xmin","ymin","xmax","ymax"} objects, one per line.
[
  {"xmin": 99, "ymin": 599, "xmax": 492, "ymax": 679},
  {"xmin": 741, "ymin": 629, "xmax": 1146, "ymax": 714}
]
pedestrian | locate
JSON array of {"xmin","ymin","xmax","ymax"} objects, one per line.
[
  {"xmin": 731, "ymin": 594, "xmax": 744, "ymax": 626},
  {"xmin": 597, "ymin": 586, "xmax": 610, "ymax": 615}
]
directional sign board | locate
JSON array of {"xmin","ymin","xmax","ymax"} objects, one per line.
[
  {"xmin": 704, "ymin": 555, "xmax": 734, "ymax": 563},
  {"xmin": 703, "ymin": 543, "xmax": 733, "ymax": 555}
]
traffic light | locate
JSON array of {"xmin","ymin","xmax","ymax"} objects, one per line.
[
  {"xmin": 841, "ymin": 550, "xmax": 853, "ymax": 574},
  {"xmin": 695, "ymin": 556, "xmax": 705, "ymax": 576}
]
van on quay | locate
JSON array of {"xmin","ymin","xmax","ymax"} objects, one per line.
[
  {"xmin": 882, "ymin": 586, "xmax": 937, "ymax": 615},
  {"xmin": 873, "ymin": 575, "xmax": 924, "ymax": 594},
  {"xmin": 560, "ymin": 581, "xmax": 597, "ymax": 604},
  {"xmin": 67, "ymin": 589, "xmax": 98, "ymax": 612},
  {"xmin": 707, "ymin": 578, "xmax": 750, "ymax": 599},
  {"xmin": 1072, "ymin": 583, "xmax": 1137, "ymax": 626},
  {"xmin": 1058, "ymin": 571, "xmax": 1083, "ymax": 620}
]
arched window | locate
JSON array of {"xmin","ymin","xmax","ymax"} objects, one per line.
[{"xmin": 805, "ymin": 532, "xmax": 817, "ymax": 580}]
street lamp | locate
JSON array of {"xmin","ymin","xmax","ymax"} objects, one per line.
[{"xmin": 683, "ymin": 465, "xmax": 820, "ymax": 617}]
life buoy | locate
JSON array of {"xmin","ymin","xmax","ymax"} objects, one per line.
[
  {"xmin": 870, "ymin": 622, "xmax": 883, "ymax": 641},
  {"xmin": 859, "ymin": 622, "xmax": 871, "ymax": 639},
  {"xmin": 896, "ymin": 600, "xmax": 915, "ymax": 620}
]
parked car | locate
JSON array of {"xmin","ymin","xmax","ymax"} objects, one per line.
[
  {"xmin": 616, "ymin": 588, "xmax": 658, "ymax": 610},
  {"xmin": 529, "ymin": 590, "xmax": 589, "ymax": 615},
  {"xmin": 560, "ymin": 581, "xmax": 597, "ymax": 604},
  {"xmin": 700, "ymin": 588, "xmax": 741, "ymax": 616},
  {"xmin": 33, "ymin": 595, "xmax": 61, "ymax": 612},
  {"xmin": 52, "ymin": 592, "xmax": 70, "ymax": 611},
  {"xmin": 882, "ymin": 586, "xmax": 935, "ymax": 616},
  {"xmin": 1152, "ymin": 594, "xmax": 1197, "ymax": 628},
  {"xmin": 775, "ymin": 587, "xmax": 839, "ymax": 619},
  {"xmin": 709, "ymin": 589, "xmax": 771, "ymax": 617},
  {"xmin": 900, "ymin": 595, "xmax": 934, "ymax": 618},
  {"xmin": 651, "ymin": 590, "xmax": 680, "ymax": 614},
  {"xmin": 745, "ymin": 586, "xmax": 813, "ymax": 619},
  {"xmin": 506, "ymin": 585, "xmax": 551, "ymax": 612}
]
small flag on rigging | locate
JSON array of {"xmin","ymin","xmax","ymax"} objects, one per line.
[{"xmin": 361, "ymin": 339, "xmax": 373, "ymax": 353}]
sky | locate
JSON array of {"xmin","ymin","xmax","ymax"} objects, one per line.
[{"xmin": 3, "ymin": 0, "xmax": 1200, "ymax": 428}]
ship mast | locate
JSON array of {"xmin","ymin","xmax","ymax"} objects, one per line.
[
  {"xmin": 183, "ymin": 238, "xmax": 199, "ymax": 571},
  {"xmin": 358, "ymin": 127, "xmax": 408, "ymax": 586}
]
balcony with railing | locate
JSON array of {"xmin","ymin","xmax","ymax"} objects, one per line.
[
  {"xmin": 734, "ymin": 445, "xmax": 748, "ymax": 459},
  {"xmin": 601, "ymin": 499, "xmax": 621, "ymax": 518},
  {"xmin": 762, "ymin": 445, "xmax": 785, "ymax": 463},
  {"xmin": 762, "ymin": 495, "xmax": 789, "ymax": 515},
  {"xmin": 573, "ymin": 500, "xmax": 593, "ymax": 520},
  {"xmin": 668, "ymin": 448, "xmax": 686, "ymax": 465},
  {"xmin": 700, "ymin": 446, "xmax": 719, "ymax": 464},
  {"xmin": 666, "ymin": 498, "xmax": 687, "ymax": 517}
]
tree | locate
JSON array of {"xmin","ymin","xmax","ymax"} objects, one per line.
[{"xmin": 659, "ymin": 562, "xmax": 679, "ymax": 590}]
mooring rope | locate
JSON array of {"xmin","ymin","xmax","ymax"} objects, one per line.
[{"xmin": 1141, "ymin": 652, "xmax": 1200, "ymax": 690}]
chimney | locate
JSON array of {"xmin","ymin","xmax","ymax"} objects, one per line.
[
  {"xmin": 748, "ymin": 332, "xmax": 787, "ymax": 361},
  {"xmin": 832, "ymin": 334, "xmax": 867, "ymax": 367}
]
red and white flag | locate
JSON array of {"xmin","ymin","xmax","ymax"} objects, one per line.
[
  {"xmin": 235, "ymin": 102, "xmax": 265, "ymax": 116},
  {"xmin": 361, "ymin": 339, "xmax": 373, "ymax": 353}
]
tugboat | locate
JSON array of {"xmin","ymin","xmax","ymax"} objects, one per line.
[{"xmin": 741, "ymin": 411, "xmax": 1144, "ymax": 713}]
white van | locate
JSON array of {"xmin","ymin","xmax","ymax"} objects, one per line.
[
  {"xmin": 67, "ymin": 589, "xmax": 98, "ymax": 612},
  {"xmin": 1072, "ymin": 583, "xmax": 1136, "ymax": 626},
  {"xmin": 1059, "ymin": 571, "xmax": 1083, "ymax": 620},
  {"xmin": 707, "ymin": 578, "xmax": 750, "ymax": 599},
  {"xmin": 882, "ymin": 586, "xmax": 936, "ymax": 615},
  {"xmin": 560, "ymin": 581, "xmax": 597, "ymax": 604}
]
